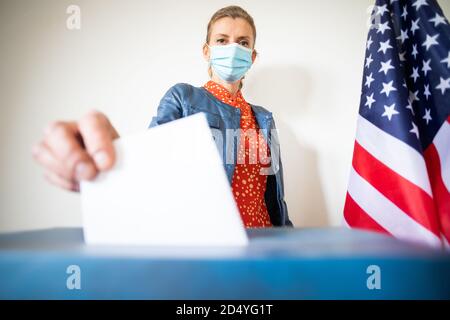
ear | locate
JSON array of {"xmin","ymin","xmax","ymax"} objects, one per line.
[
  {"xmin": 202, "ymin": 43, "xmax": 210, "ymax": 62},
  {"xmin": 251, "ymin": 50, "xmax": 257, "ymax": 64}
]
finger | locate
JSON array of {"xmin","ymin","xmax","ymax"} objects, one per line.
[
  {"xmin": 32, "ymin": 140, "xmax": 97, "ymax": 182},
  {"xmin": 43, "ymin": 121, "xmax": 98, "ymax": 181},
  {"xmin": 32, "ymin": 141, "xmax": 72, "ymax": 180},
  {"xmin": 44, "ymin": 170, "xmax": 80, "ymax": 192},
  {"xmin": 78, "ymin": 111, "xmax": 117, "ymax": 171}
]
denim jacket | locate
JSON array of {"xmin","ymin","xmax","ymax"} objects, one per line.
[{"xmin": 149, "ymin": 83, "xmax": 293, "ymax": 227}]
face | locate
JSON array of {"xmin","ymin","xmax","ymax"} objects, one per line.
[{"xmin": 203, "ymin": 17, "xmax": 257, "ymax": 63}]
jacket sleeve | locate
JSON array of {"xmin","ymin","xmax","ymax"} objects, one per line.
[
  {"xmin": 276, "ymin": 158, "xmax": 293, "ymax": 227},
  {"xmin": 148, "ymin": 83, "xmax": 189, "ymax": 128},
  {"xmin": 264, "ymin": 118, "xmax": 294, "ymax": 227}
]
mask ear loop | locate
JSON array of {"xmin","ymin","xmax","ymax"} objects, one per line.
[
  {"xmin": 204, "ymin": 43, "xmax": 211, "ymax": 68},
  {"xmin": 205, "ymin": 43, "xmax": 213, "ymax": 77}
]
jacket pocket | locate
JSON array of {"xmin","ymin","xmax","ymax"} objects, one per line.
[
  {"xmin": 202, "ymin": 111, "xmax": 221, "ymax": 129},
  {"xmin": 189, "ymin": 104, "xmax": 223, "ymax": 129}
]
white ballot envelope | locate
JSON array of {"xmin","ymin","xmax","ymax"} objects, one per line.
[{"xmin": 80, "ymin": 113, "xmax": 248, "ymax": 246}]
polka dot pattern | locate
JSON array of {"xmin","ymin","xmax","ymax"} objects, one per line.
[{"xmin": 204, "ymin": 80, "xmax": 272, "ymax": 228}]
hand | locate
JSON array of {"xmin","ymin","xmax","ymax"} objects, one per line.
[{"xmin": 32, "ymin": 110, "xmax": 120, "ymax": 192}]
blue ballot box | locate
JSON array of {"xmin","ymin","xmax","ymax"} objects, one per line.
[{"xmin": 0, "ymin": 227, "xmax": 449, "ymax": 300}]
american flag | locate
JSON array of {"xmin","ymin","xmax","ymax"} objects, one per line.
[{"xmin": 344, "ymin": 0, "xmax": 450, "ymax": 248}]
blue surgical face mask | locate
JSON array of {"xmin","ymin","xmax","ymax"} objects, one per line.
[{"xmin": 208, "ymin": 43, "xmax": 253, "ymax": 83}]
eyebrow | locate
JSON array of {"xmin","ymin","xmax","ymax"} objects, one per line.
[{"xmin": 214, "ymin": 34, "xmax": 251, "ymax": 41}]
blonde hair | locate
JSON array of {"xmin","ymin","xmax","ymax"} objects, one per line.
[{"xmin": 205, "ymin": 6, "xmax": 257, "ymax": 89}]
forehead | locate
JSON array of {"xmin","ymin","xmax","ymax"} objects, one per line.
[{"xmin": 210, "ymin": 17, "xmax": 254, "ymax": 39}]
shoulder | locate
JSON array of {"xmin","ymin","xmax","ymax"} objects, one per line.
[
  {"xmin": 248, "ymin": 102, "xmax": 274, "ymax": 119},
  {"xmin": 249, "ymin": 103, "xmax": 271, "ymax": 114},
  {"xmin": 162, "ymin": 83, "xmax": 210, "ymax": 108},
  {"xmin": 165, "ymin": 82, "xmax": 205, "ymax": 97}
]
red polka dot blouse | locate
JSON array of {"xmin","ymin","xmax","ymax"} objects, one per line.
[{"xmin": 204, "ymin": 80, "xmax": 273, "ymax": 227}]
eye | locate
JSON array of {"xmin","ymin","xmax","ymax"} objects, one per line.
[
  {"xmin": 240, "ymin": 40, "xmax": 249, "ymax": 47},
  {"xmin": 216, "ymin": 38, "xmax": 226, "ymax": 44}
]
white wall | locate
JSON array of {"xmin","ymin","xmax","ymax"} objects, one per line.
[{"xmin": 1, "ymin": 0, "xmax": 449, "ymax": 232}]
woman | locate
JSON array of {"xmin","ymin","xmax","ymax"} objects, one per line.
[{"xmin": 32, "ymin": 5, "xmax": 293, "ymax": 227}]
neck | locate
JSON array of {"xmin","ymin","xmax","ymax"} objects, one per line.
[{"xmin": 211, "ymin": 75, "xmax": 241, "ymax": 97}]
